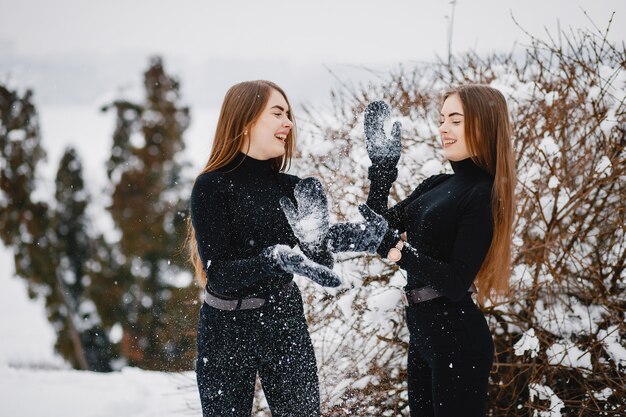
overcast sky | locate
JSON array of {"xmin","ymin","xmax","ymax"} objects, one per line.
[
  {"xmin": 0, "ymin": 0, "xmax": 623, "ymax": 221},
  {"xmin": 0, "ymin": 0, "xmax": 623, "ymax": 108},
  {"xmin": 1, "ymin": 0, "xmax": 624, "ymax": 61}
]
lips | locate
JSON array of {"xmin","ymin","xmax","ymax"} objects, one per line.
[
  {"xmin": 274, "ymin": 133, "xmax": 288, "ymax": 145},
  {"xmin": 442, "ymin": 137, "xmax": 457, "ymax": 147}
]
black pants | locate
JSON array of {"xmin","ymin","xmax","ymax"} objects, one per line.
[
  {"xmin": 196, "ymin": 284, "xmax": 320, "ymax": 417},
  {"xmin": 405, "ymin": 293, "xmax": 494, "ymax": 417}
]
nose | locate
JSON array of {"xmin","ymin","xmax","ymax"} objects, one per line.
[
  {"xmin": 284, "ymin": 117, "xmax": 293, "ymax": 129},
  {"xmin": 438, "ymin": 120, "xmax": 448, "ymax": 134}
]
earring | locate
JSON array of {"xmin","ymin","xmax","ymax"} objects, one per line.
[{"xmin": 244, "ymin": 130, "xmax": 248, "ymax": 135}]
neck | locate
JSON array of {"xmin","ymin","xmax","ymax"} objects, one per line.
[
  {"xmin": 225, "ymin": 151, "xmax": 276, "ymax": 175},
  {"xmin": 450, "ymin": 157, "xmax": 492, "ymax": 177},
  {"xmin": 242, "ymin": 147, "xmax": 272, "ymax": 161}
]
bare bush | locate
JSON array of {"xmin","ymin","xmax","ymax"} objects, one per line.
[{"xmin": 288, "ymin": 21, "xmax": 625, "ymax": 417}]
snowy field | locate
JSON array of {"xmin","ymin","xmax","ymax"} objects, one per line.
[
  {"xmin": 0, "ymin": 106, "xmax": 220, "ymax": 417},
  {"xmin": 0, "ymin": 366, "xmax": 199, "ymax": 417},
  {"xmin": 0, "ymin": 103, "xmax": 349, "ymax": 417},
  {"xmin": 0, "ymin": 242, "xmax": 204, "ymax": 417}
]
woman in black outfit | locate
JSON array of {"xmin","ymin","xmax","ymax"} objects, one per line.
[
  {"xmin": 187, "ymin": 80, "xmax": 340, "ymax": 417},
  {"xmin": 329, "ymin": 85, "xmax": 516, "ymax": 416}
]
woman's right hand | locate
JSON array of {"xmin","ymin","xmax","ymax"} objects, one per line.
[
  {"xmin": 364, "ymin": 101, "xmax": 402, "ymax": 168},
  {"xmin": 326, "ymin": 204, "xmax": 389, "ymax": 254}
]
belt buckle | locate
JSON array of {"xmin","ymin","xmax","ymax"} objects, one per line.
[{"xmin": 401, "ymin": 291, "xmax": 408, "ymax": 307}]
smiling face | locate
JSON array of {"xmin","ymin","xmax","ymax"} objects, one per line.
[
  {"xmin": 242, "ymin": 89, "xmax": 293, "ymax": 160},
  {"xmin": 439, "ymin": 93, "xmax": 471, "ymax": 161}
]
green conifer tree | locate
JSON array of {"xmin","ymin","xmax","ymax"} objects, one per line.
[
  {"xmin": 0, "ymin": 86, "xmax": 46, "ymax": 249},
  {"xmin": 102, "ymin": 57, "xmax": 197, "ymax": 370},
  {"xmin": 1, "ymin": 84, "xmax": 117, "ymax": 371},
  {"xmin": 52, "ymin": 147, "xmax": 114, "ymax": 371}
]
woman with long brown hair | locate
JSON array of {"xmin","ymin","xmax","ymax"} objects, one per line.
[
  {"xmin": 188, "ymin": 80, "xmax": 339, "ymax": 416},
  {"xmin": 326, "ymin": 84, "xmax": 516, "ymax": 416}
]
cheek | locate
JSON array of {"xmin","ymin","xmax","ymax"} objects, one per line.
[
  {"xmin": 253, "ymin": 120, "xmax": 272, "ymax": 139},
  {"xmin": 456, "ymin": 128, "xmax": 467, "ymax": 145}
]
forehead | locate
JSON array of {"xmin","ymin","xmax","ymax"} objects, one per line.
[
  {"xmin": 440, "ymin": 93, "xmax": 463, "ymax": 114},
  {"xmin": 264, "ymin": 88, "xmax": 289, "ymax": 110}
]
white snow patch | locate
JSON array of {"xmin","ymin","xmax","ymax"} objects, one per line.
[
  {"xmin": 538, "ymin": 135, "xmax": 560, "ymax": 159},
  {"xmin": 528, "ymin": 383, "xmax": 565, "ymax": 417},
  {"xmin": 420, "ymin": 159, "xmax": 444, "ymax": 177},
  {"xmin": 597, "ymin": 325, "xmax": 626, "ymax": 368},
  {"xmin": 514, "ymin": 328, "xmax": 540, "ymax": 358},
  {"xmin": 592, "ymin": 387, "xmax": 613, "ymax": 401},
  {"xmin": 546, "ymin": 341, "xmax": 592, "ymax": 372},
  {"xmin": 0, "ymin": 245, "xmax": 66, "ymax": 370},
  {"xmin": 367, "ymin": 287, "xmax": 402, "ymax": 312},
  {"xmin": 547, "ymin": 176, "xmax": 559, "ymax": 189},
  {"xmin": 544, "ymin": 91, "xmax": 559, "ymax": 106},
  {"xmin": 0, "ymin": 367, "xmax": 198, "ymax": 417},
  {"xmin": 595, "ymin": 155, "xmax": 612, "ymax": 178}
]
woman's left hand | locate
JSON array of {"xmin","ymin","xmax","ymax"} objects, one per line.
[
  {"xmin": 364, "ymin": 101, "xmax": 402, "ymax": 168},
  {"xmin": 262, "ymin": 244, "xmax": 341, "ymax": 287}
]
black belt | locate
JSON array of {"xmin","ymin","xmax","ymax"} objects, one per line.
[
  {"xmin": 203, "ymin": 281, "xmax": 295, "ymax": 311},
  {"xmin": 402, "ymin": 283, "xmax": 477, "ymax": 306}
]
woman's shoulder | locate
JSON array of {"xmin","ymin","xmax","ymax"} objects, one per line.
[
  {"xmin": 423, "ymin": 173, "xmax": 454, "ymax": 188},
  {"xmin": 276, "ymin": 172, "xmax": 301, "ymax": 187},
  {"xmin": 463, "ymin": 177, "xmax": 494, "ymax": 207},
  {"xmin": 192, "ymin": 171, "xmax": 231, "ymax": 196},
  {"xmin": 471, "ymin": 176, "xmax": 494, "ymax": 193}
]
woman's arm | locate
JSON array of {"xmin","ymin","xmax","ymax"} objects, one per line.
[
  {"xmin": 386, "ymin": 186, "xmax": 494, "ymax": 301},
  {"xmin": 190, "ymin": 173, "xmax": 283, "ymax": 296},
  {"xmin": 368, "ymin": 169, "xmax": 451, "ymax": 236}
]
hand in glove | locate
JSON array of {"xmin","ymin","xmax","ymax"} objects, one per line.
[
  {"xmin": 327, "ymin": 204, "xmax": 389, "ymax": 253},
  {"xmin": 364, "ymin": 101, "xmax": 402, "ymax": 168},
  {"xmin": 280, "ymin": 177, "xmax": 333, "ymax": 269},
  {"xmin": 262, "ymin": 244, "xmax": 341, "ymax": 288}
]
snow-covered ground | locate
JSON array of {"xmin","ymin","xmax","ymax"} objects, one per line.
[
  {"xmin": 0, "ymin": 105, "xmax": 221, "ymax": 417},
  {"xmin": 0, "ymin": 366, "xmax": 199, "ymax": 417},
  {"xmin": 0, "ymin": 244, "xmax": 202, "ymax": 417},
  {"xmin": 0, "ymin": 243, "xmax": 200, "ymax": 417}
]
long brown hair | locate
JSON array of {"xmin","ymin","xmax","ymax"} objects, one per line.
[
  {"xmin": 443, "ymin": 85, "xmax": 516, "ymax": 305},
  {"xmin": 186, "ymin": 80, "xmax": 297, "ymax": 287}
]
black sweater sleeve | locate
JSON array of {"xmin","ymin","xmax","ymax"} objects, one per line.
[
  {"xmin": 367, "ymin": 164, "xmax": 449, "ymax": 231},
  {"xmin": 395, "ymin": 186, "xmax": 494, "ymax": 301},
  {"xmin": 367, "ymin": 163, "xmax": 450, "ymax": 253},
  {"xmin": 190, "ymin": 173, "xmax": 277, "ymax": 295},
  {"xmin": 366, "ymin": 164, "xmax": 399, "ymax": 223}
]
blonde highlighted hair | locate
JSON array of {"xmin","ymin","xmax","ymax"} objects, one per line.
[
  {"xmin": 443, "ymin": 84, "xmax": 516, "ymax": 305},
  {"xmin": 186, "ymin": 80, "xmax": 296, "ymax": 287}
]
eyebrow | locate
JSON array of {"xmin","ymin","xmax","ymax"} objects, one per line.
[
  {"xmin": 439, "ymin": 112, "xmax": 464, "ymax": 117},
  {"xmin": 271, "ymin": 105, "xmax": 290, "ymax": 113}
]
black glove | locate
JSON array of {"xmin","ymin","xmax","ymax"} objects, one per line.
[
  {"xmin": 364, "ymin": 101, "xmax": 402, "ymax": 168},
  {"xmin": 327, "ymin": 204, "xmax": 388, "ymax": 253},
  {"xmin": 280, "ymin": 178, "xmax": 333, "ymax": 269},
  {"xmin": 261, "ymin": 245, "xmax": 341, "ymax": 288}
]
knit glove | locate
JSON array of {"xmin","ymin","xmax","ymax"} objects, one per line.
[
  {"xmin": 280, "ymin": 177, "xmax": 334, "ymax": 269},
  {"xmin": 364, "ymin": 101, "xmax": 402, "ymax": 168},
  {"xmin": 327, "ymin": 204, "xmax": 389, "ymax": 253},
  {"xmin": 261, "ymin": 244, "xmax": 341, "ymax": 288}
]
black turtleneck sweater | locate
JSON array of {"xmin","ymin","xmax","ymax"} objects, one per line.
[
  {"xmin": 367, "ymin": 158, "xmax": 494, "ymax": 302},
  {"xmin": 190, "ymin": 153, "xmax": 301, "ymax": 298}
]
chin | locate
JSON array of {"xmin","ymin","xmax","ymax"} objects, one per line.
[
  {"xmin": 443, "ymin": 152, "xmax": 456, "ymax": 161},
  {"xmin": 444, "ymin": 151, "xmax": 469, "ymax": 162},
  {"xmin": 270, "ymin": 147, "xmax": 286, "ymax": 158}
]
